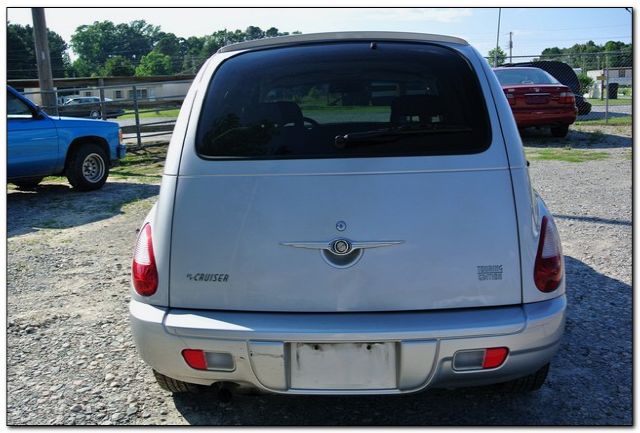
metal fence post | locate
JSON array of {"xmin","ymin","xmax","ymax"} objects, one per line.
[
  {"xmin": 54, "ymin": 89, "xmax": 60, "ymax": 117},
  {"xmin": 604, "ymin": 68, "xmax": 609, "ymax": 124},
  {"xmin": 132, "ymin": 85, "xmax": 142, "ymax": 148},
  {"xmin": 98, "ymin": 78, "xmax": 106, "ymax": 120}
]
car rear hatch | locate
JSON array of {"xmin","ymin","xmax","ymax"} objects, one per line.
[{"xmin": 168, "ymin": 41, "xmax": 521, "ymax": 312}]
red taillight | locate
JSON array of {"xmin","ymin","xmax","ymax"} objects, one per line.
[
  {"xmin": 558, "ymin": 92, "xmax": 575, "ymax": 105},
  {"xmin": 482, "ymin": 347, "xmax": 509, "ymax": 369},
  {"xmin": 132, "ymin": 223, "xmax": 158, "ymax": 296},
  {"xmin": 182, "ymin": 349, "xmax": 207, "ymax": 370},
  {"xmin": 534, "ymin": 216, "xmax": 564, "ymax": 292}
]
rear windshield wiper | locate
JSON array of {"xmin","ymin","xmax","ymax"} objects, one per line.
[{"xmin": 334, "ymin": 124, "xmax": 473, "ymax": 147}]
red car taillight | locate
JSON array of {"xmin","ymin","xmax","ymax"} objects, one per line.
[
  {"xmin": 558, "ymin": 92, "xmax": 575, "ymax": 105},
  {"xmin": 534, "ymin": 216, "xmax": 564, "ymax": 292},
  {"xmin": 132, "ymin": 223, "xmax": 158, "ymax": 296},
  {"xmin": 182, "ymin": 349, "xmax": 207, "ymax": 370}
]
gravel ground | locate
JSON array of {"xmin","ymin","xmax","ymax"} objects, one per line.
[{"xmin": 6, "ymin": 125, "xmax": 632, "ymax": 425}]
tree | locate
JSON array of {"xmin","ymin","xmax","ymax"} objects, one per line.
[
  {"xmin": 71, "ymin": 20, "xmax": 161, "ymax": 73},
  {"xmin": 71, "ymin": 21, "xmax": 119, "ymax": 68},
  {"xmin": 8, "ymin": 23, "xmax": 70, "ymax": 79},
  {"xmin": 135, "ymin": 51, "xmax": 173, "ymax": 76},
  {"xmin": 577, "ymin": 72, "xmax": 594, "ymax": 94},
  {"xmin": 488, "ymin": 47, "xmax": 507, "ymax": 66},
  {"xmin": 154, "ymin": 33, "xmax": 183, "ymax": 57},
  {"xmin": 538, "ymin": 40, "xmax": 632, "ymax": 70},
  {"xmin": 265, "ymin": 27, "xmax": 280, "ymax": 38},
  {"xmin": 102, "ymin": 56, "xmax": 135, "ymax": 76},
  {"xmin": 69, "ymin": 57, "xmax": 98, "ymax": 77},
  {"xmin": 244, "ymin": 26, "xmax": 264, "ymax": 40}
]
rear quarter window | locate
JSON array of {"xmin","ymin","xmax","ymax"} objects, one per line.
[{"xmin": 196, "ymin": 42, "xmax": 491, "ymax": 159}]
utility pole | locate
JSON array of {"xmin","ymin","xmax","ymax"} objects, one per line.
[
  {"xmin": 494, "ymin": 8, "xmax": 502, "ymax": 67},
  {"xmin": 509, "ymin": 31, "xmax": 513, "ymax": 63},
  {"xmin": 31, "ymin": 8, "xmax": 56, "ymax": 112}
]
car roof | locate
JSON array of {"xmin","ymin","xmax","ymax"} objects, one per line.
[
  {"xmin": 493, "ymin": 67, "xmax": 542, "ymax": 71},
  {"xmin": 218, "ymin": 31, "xmax": 468, "ymax": 53}
]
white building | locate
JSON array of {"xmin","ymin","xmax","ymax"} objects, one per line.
[
  {"xmin": 586, "ymin": 67, "xmax": 632, "ymax": 98},
  {"xmin": 24, "ymin": 80, "xmax": 192, "ymax": 105}
]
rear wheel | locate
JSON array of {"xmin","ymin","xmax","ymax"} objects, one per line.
[
  {"xmin": 66, "ymin": 143, "xmax": 109, "ymax": 191},
  {"xmin": 499, "ymin": 363, "xmax": 550, "ymax": 393},
  {"xmin": 13, "ymin": 177, "xmax": 44, "ymax": 190},
  {"xmin": 153, "ymin": 370, "xmax": 200, "ymax": 394},
  {"xmin": 550, "ymin": 125, "xmax": 569, "ymax": 138}
]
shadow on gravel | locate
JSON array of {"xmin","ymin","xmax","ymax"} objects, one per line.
[
  {"xmin": 554, "ymin": 214, "xmax": 632, "ymax": 227},
  {"xmin": 169, "ymin": 256, "xmax": 631, "ymax": 426},
  {"xmin": 578, "ymin": 110, "xmax": 631, "ymax": 121},
  {"xmin": 520, "ymin": 128, "xmax": 631, "ymax": 149},
  {"xmin": 7, "ymin": 181, "xmax": 159, "ymax": 238}
]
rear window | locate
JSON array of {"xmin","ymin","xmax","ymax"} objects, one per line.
[
  {"xmin": 494, "ymin": 68, "xmax": 560, "ymax": 86},
  {"xmin": 196, "ymin": 42, "xmax": 491, "ymax": 159}
]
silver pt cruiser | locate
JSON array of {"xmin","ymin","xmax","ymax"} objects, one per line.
[{"xmin": 129, "ymin": 32, "xmax": 566, "ymax": 396}]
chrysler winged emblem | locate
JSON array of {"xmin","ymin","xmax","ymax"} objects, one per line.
[{"xmin": 280, "ymin": 238, "xmax": 403, "ymax": 254}]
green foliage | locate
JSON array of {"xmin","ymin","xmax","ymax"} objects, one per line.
[
  {"xmin": 102, "ymin": 56, "xmax": 135, "ymax": 76},
  {"xmin": 488, "ymin": 47, "xmax": 507, "ymax": 66},
  {"xmin": 539, "ymin": 40, "xmax": 632, "ymax": 70},
  {"xmin": 577, "ymin": 72, "xmax": 594, "ymax": 93},
  {"xmin": 10, "ymin": 20, "xmax": 301, "ymax": 79},
  {"xmin": 70, "ymin": 57, "xmax": 98, "ymax": 77},
  {"xmin": 135, "ymin": 51, "xmax": 173, "ymax": 76},
  {"xmin": 70, "ymin": 20, "xmax": 159, "ymax": 71},
  {"xmin": 574, "ymin": 116, "xmax": 632, "ymax": 126},
  {"xmin": 525, "ymin": 148, "xmax": 609, "ymax": 163},
  {"xmin": 8, "ymin": 22, "xmax": 70, "ymax": 79}
]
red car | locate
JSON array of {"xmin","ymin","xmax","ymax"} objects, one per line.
[{"xmin": 493, "ymin": 67, "xmax": 578, "ymax": 137}]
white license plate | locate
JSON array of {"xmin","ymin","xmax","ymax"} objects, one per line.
[{"xmin": 290, "ymin": 342, "xmax": 397, "ymax": 390}]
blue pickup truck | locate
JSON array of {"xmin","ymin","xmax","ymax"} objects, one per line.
[{"xmin": 7, "ymin": 85, "xmax": 126, "ymax": 191}]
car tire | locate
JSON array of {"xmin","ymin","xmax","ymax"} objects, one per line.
[
  {"xmin": 153, "ymin": 370, "xmax": 200, "ymax": 394},
  {"xmin": 90, "ymin": 110, "xmax": 101, "ymax": 119},
  {"xmin": 499, "ymin": 363, "xmax": 550, "ymax": 393},
  {"xmin": 550, "ymin": 125, "xmax": 569, "ymax": 138},
  {"xmin": 13, "ymin": 177, "xmax": 44, "ymax": 190},
  {"xmin": 578, "ymin": 104, "xmax": 592, "ymax": 116},
  {"xmin": 66, "ymin": 143, "xmax": 109, "ymax": 191}
]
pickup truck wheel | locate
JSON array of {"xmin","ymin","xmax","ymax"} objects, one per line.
[
  {"xmin": 153, "ymin": 370, "xmax": 200, "ymax": 394},
  {"xmin": 13, "ymin": 177, "xmax": 44, "ymax": 190},
  {"xmin": 550, "ymin": 125, "xmax": 569, "ymax": 138},
  {"xmin": 498, "ymin": 363, "xmax": 550, "ymax": 393},
  {"xmin": 66, "ymin": 143, "xmax": 109, "ymax": 191}
]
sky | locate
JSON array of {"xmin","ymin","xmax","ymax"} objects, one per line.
[{"xmin": 6, "ymin": 7, "xmax": 632, "ymax": 60}]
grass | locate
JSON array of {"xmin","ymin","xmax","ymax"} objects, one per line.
[
  {"xmin": 575, "ymin": 116, "xmax": 632, "ymax": 126},
  {"xmin": 109, "ymin": 146, "xmax": 166, "ymax": 181},
  {"xmin": 525, "ymin": 147, "xmax": 609, "ymax": 163},
  {"xmin": 586, "ymin": 98, "xmax": 632, "ymax": 106},
  {"xmin": 119, "ymin": 109, "xmax": 180, "ymax": 119}
]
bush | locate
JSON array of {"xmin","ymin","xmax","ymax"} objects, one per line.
[
  {"xmin": 619, "ymin": 86, "xmax": 632, "ymax": 97},
  {"xmin": 577, "ymin": 73, "xmax": 594, "ymax": 94}
]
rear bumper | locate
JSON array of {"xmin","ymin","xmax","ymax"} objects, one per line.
[
  {"xmin": 129, "ymin": 295, "xmax": 566, "ymax": 394},
  {"xmin": 513, "ymin": 108, "xmax": 577, "ymax": 127}
]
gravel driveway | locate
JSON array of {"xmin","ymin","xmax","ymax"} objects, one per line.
[{"xmin": 7, "ymin": 125, "xmax": 631, "ymax": 425}]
